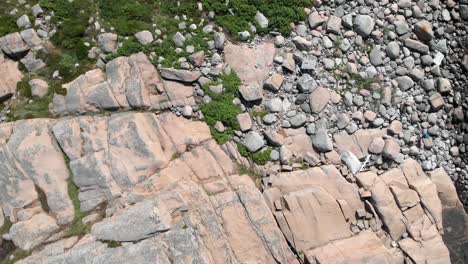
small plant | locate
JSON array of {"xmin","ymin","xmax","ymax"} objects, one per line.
[
  {"xmin": 237, "ymin": 142, "xmax": 249, "ymax": 158},
  {"xmin": 251, "ymin": 147, "xmax": 272, "ymax": 165},
  {"xmin": 16, "ymin": 78, "xmax": 32, "ymax": 98},
  {"xmin": 101, "ymin": 240, "xmax": 122, "ymax": 248},
  {"xmin": 251, "ymin": 110, "xmax": 268, "ymax": 119},
  {"xmin": 236, "ymin": 143, "xmax": 272, "ymax": 165}
]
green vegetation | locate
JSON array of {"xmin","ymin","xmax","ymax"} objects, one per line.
[
  {"xmin": 101, "ymin": 240, "xmax": 122, "ymax": 248},
  {"xmin": 40, "ymin": 0, "xmax": 94, "ymax": 52},
  {"xmin": 237, "ymin": 142, "xmax": 272, "ymax": 165},
  {"xmin": 106, "ymin": 37, "xmax": 149, "ymax": 61},
  {"xmin": 251, "ymin": 147, "xmax": 272, "ymax": 165},
  {"xmin": 200, "ymin": 71, "xmax": 242, "ymax": 144},
  {"xmin": 0, "ymin": 219, "xmax": 12, "ymax": 237},
  {"xmin": 204, "ymin": 0, "xmax": 312, "ymax": 37},
  {"xmin": 237, "ymin": 142, "xmax": 249, "ymax": 157},
  {"xmin": 98, "ymin": 0, "xmax": 153, "ymax": 36},
  {"xmin": 65, "ymin": 178, "xmax": 90, "ymax": 237},
  {"xmin": 108, "ymin": 29, "xmax": 213, "ymax": 68},
  {"xmin": 7, "ymin": 96, "xmax": 53, "ymax": 121},
  {"xmin": 0, "ymin": 15, "xmax": 18, "ymax": 36},
  {"xmin": 16, "ymin": 77, "xmax": 32, "ymax": 98},
  {"xmin": 251, "ymin": 109, "xmax": 268, "ymax": 119},
  {"xmin": 0, "ymin": 248, "xmax": 31, "ymax": 264}
]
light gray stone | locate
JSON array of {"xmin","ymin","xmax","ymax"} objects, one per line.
[
  {"xmin": 396, "ymin": 76, "xmax": 414, "ymax": 91},
  {"xmin": 289, "ymin": 113, "xmax": 307, "ymax": 128},
  {"xmin": 242, "ymin": 131, "xmax": 264, "ymax": 152},
  {"xmin": 437, "ymin": 78, "xmax": 452, "ymax": 94},
  {"xmin": 386, "ymin": 42, "xmax": 400, "ymax": 59},
  {"xmin": 354, "ymin": 15, "xmax": 375, "ymax": 37},
  {"xmin": 97, "ymin": 33, "xmax": 118, "ymax": 53},
  {"xmin": 239, "ymin": 85, "xmax": 263, "ymax": 102},
  {"xmin": 404, "ymin": 38, "xmax": 429, "ymax": 54},
  {"xmin": 312, "ymin": 129, "xmax": 333, "ymax": 153},
  {"xmin": 135, "ymin": 30, "xmax": 154, "ymax": 45},
  {"xmin": 214, "ymin": 32, "xmax": 226, "ymax": 49},
  {"xmin": 255, "ymin": 11, "xmax": 269, "ymax": 28},
  {"xmin": 173, "ymin": 32, "xmax": 186, "ymax": 47},
  {"xmin": 16, "ymin": 14, "xmax": 31, "ymax": 29}
]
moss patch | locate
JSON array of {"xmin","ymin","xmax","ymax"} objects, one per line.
[
  {"xmin": 101, "ymin": 240, "xmax": 122, "ymax": 248},
  {"xmin": 64, "ymin": 178, "xmax": 90, "ymax": 238}
]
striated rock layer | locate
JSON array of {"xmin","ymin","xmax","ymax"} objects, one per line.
[
  {"xmin": 52, "ymin": 53, "xmax": 197, "ymax": 115},
  {"xmin": 0, "ymin": 112, "xmax": 463, "ymax": 264}
]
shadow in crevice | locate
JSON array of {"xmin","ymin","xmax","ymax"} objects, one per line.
[{"xmin": 442, "ymin": 206, "xmax": 468, "ymax": 264}]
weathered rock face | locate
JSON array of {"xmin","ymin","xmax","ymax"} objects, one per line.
[
  {"xmin": 91, "ymin": 199, "xmax": 172, "ymax": 242},
  {"xmin": 0, "ymin": 119, "xmax": 74, "ymax": 225},
  {"xmin": 264, "ymin": 166, "xmax": 362, "ymax": 254},
  {"xmin": 305, "ymin": 231, "xmax": 396, "ymax": 264},
  {"xmin": 0, "ymin": 113, "xmax": 461, "ymax": 264},
  {"xmin": 52, "ymin": 53, "xmax": 196, "ymax": 115},
  {"xmin": 52, "ymin": 112, "xmax": 211, "ymax": 212}
]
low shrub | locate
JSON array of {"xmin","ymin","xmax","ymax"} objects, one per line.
[
  {"xmin": 251, "ymin": 147, "xmax": 272, "ymax": 165},
  {"xmin": 201, "ymin": 71, "xmax": 243, "ymax": 144},
  {"xmin": 237, "ymin": 142, "xmax": 249, "ymax": 157},
  {"xmin": 98, "ymin": 0, "xmax": 153, "ymax": 35},
  {"xmin": 201, "ymin": 95, "xmax": 241, "ymax": 131},
  {"xmin": 106, "ymin": 37, "xmax": 150, "ymax": 61},
  {"xmin": 204, "ymin": 0, "xmax": 312, "ymax": 37},
  {"xmin": 40, "ymin": 0, "xmax": 94, "ymax": 52}
]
